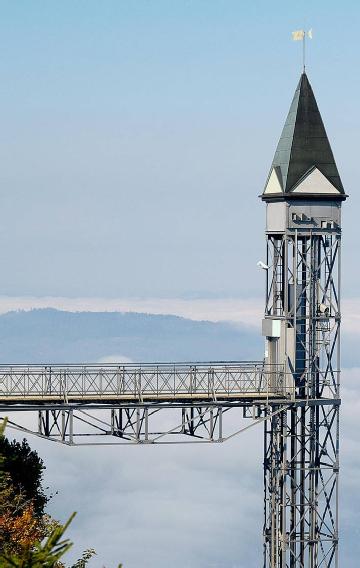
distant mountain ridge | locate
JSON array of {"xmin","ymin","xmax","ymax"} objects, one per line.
[{"xmin": 0, "ymin": 308, "xmax": 262, "ymax": 364}]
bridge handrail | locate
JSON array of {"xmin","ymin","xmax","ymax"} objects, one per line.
[{"xmin": 0, "ymin": 361, "xmax": 287, "ymax": 401}]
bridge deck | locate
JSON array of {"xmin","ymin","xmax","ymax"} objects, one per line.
[{"xmin": 0, "ymin": 361, "xmax": 287, "ymax": 404}]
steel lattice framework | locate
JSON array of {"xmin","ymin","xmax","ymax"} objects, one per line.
[
  {"xmin": 1, "ymin": 362, "xmax": 291, "ymax": 445},
  {"xmin": 263, "ymin": 228, "xmax": 341, "ymax": 567}
]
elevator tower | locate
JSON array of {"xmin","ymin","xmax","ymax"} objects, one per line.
[{"xmin": 262, "ymin": 72, "xmax": 347, "ymax": 567}]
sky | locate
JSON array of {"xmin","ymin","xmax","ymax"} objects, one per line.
[
  {"xmin": 0, "ymin": 1, "xmax": 359, "ymax": 566},
  {"xmin": 0, "ymin": 0, "xmax": 358, "ymax": 299}
]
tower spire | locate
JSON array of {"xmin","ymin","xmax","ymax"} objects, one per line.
[{"xmin": 263, "ymin": 72, "xmax": 345, "ymax": 198}]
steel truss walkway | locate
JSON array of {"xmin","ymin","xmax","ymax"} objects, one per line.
[
  {"xmin": 0, "ymin": 361, "xmax": 296, "ymax": 446},
  {"xmin": 0, "ymin": 361, "xmax": 285, "ymax": 403},
  {"xmin": 0, "ymin": 362, "xmax": 335, "ymax": 448}
]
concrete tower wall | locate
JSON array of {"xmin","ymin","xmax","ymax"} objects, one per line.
[{"xmin": 266, "ymin": 200, "xmax": 341, "ymax": 233}]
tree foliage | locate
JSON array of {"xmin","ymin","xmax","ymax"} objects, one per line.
[
  {"xmin": 0, "ymin": 512, "xmax": 74, "ymax": 567},
  {"xmin": 0, "ymin": 418, "xmax": 112, "ymax": 567},
  {"xmin": 0, "ymin": 434, "xmax": 48, "ymax": 517},
  {"xmin": 0, "ymin": 418, "xmax": 50, "ymax": 556}
]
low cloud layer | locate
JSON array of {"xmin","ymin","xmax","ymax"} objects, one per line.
[
  {"xmin": 16, "ymin": 417, "xmax": 265, "ymax": 568},
  {"xmin": 0, "ymin": 295, "xmax": 359, "ymax": 336},
  {"xmin": 0, "ymin": 307, "xmax": 358, "ymax": 567}
]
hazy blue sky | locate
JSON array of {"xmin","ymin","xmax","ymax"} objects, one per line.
[{"xmin": 0, "ymin": 0, "xmax": 358, "ymax": 300}]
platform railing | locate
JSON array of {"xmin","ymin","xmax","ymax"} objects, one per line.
[{"xmin": 0, "ymin": 361, "xmax": 289, "ymax": 403}]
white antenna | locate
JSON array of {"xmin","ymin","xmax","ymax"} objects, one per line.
[{"xmin": 292, "ymin": 29, "xmax": 313, "ymax": 72}]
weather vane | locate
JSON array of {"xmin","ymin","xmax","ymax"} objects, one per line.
[{"xmin": 292, "ymin": 28, "xmax": 313, "ymax": 71}]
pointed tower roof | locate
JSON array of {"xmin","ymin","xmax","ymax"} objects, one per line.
[{"xmin": 263, "ymin": 72, "xmax": 345, "ymax": 199}]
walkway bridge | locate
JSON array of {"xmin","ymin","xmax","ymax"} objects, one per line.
[
  {"xmin": 0, "ymin": 361, "xmax": 292, "ymax": 445},
  {"xmin": 0, "ymin": 361, "xmax": 286, "ymax": 403}
]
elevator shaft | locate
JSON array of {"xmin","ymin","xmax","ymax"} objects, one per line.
[{"xmin": 263, "ymin": 227, "xmax": 340, "ymax": 568}]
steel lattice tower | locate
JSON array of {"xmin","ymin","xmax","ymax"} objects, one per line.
[{"xmin": 262, "ymin": 72, "xmax": 347, "ymax": 567}]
